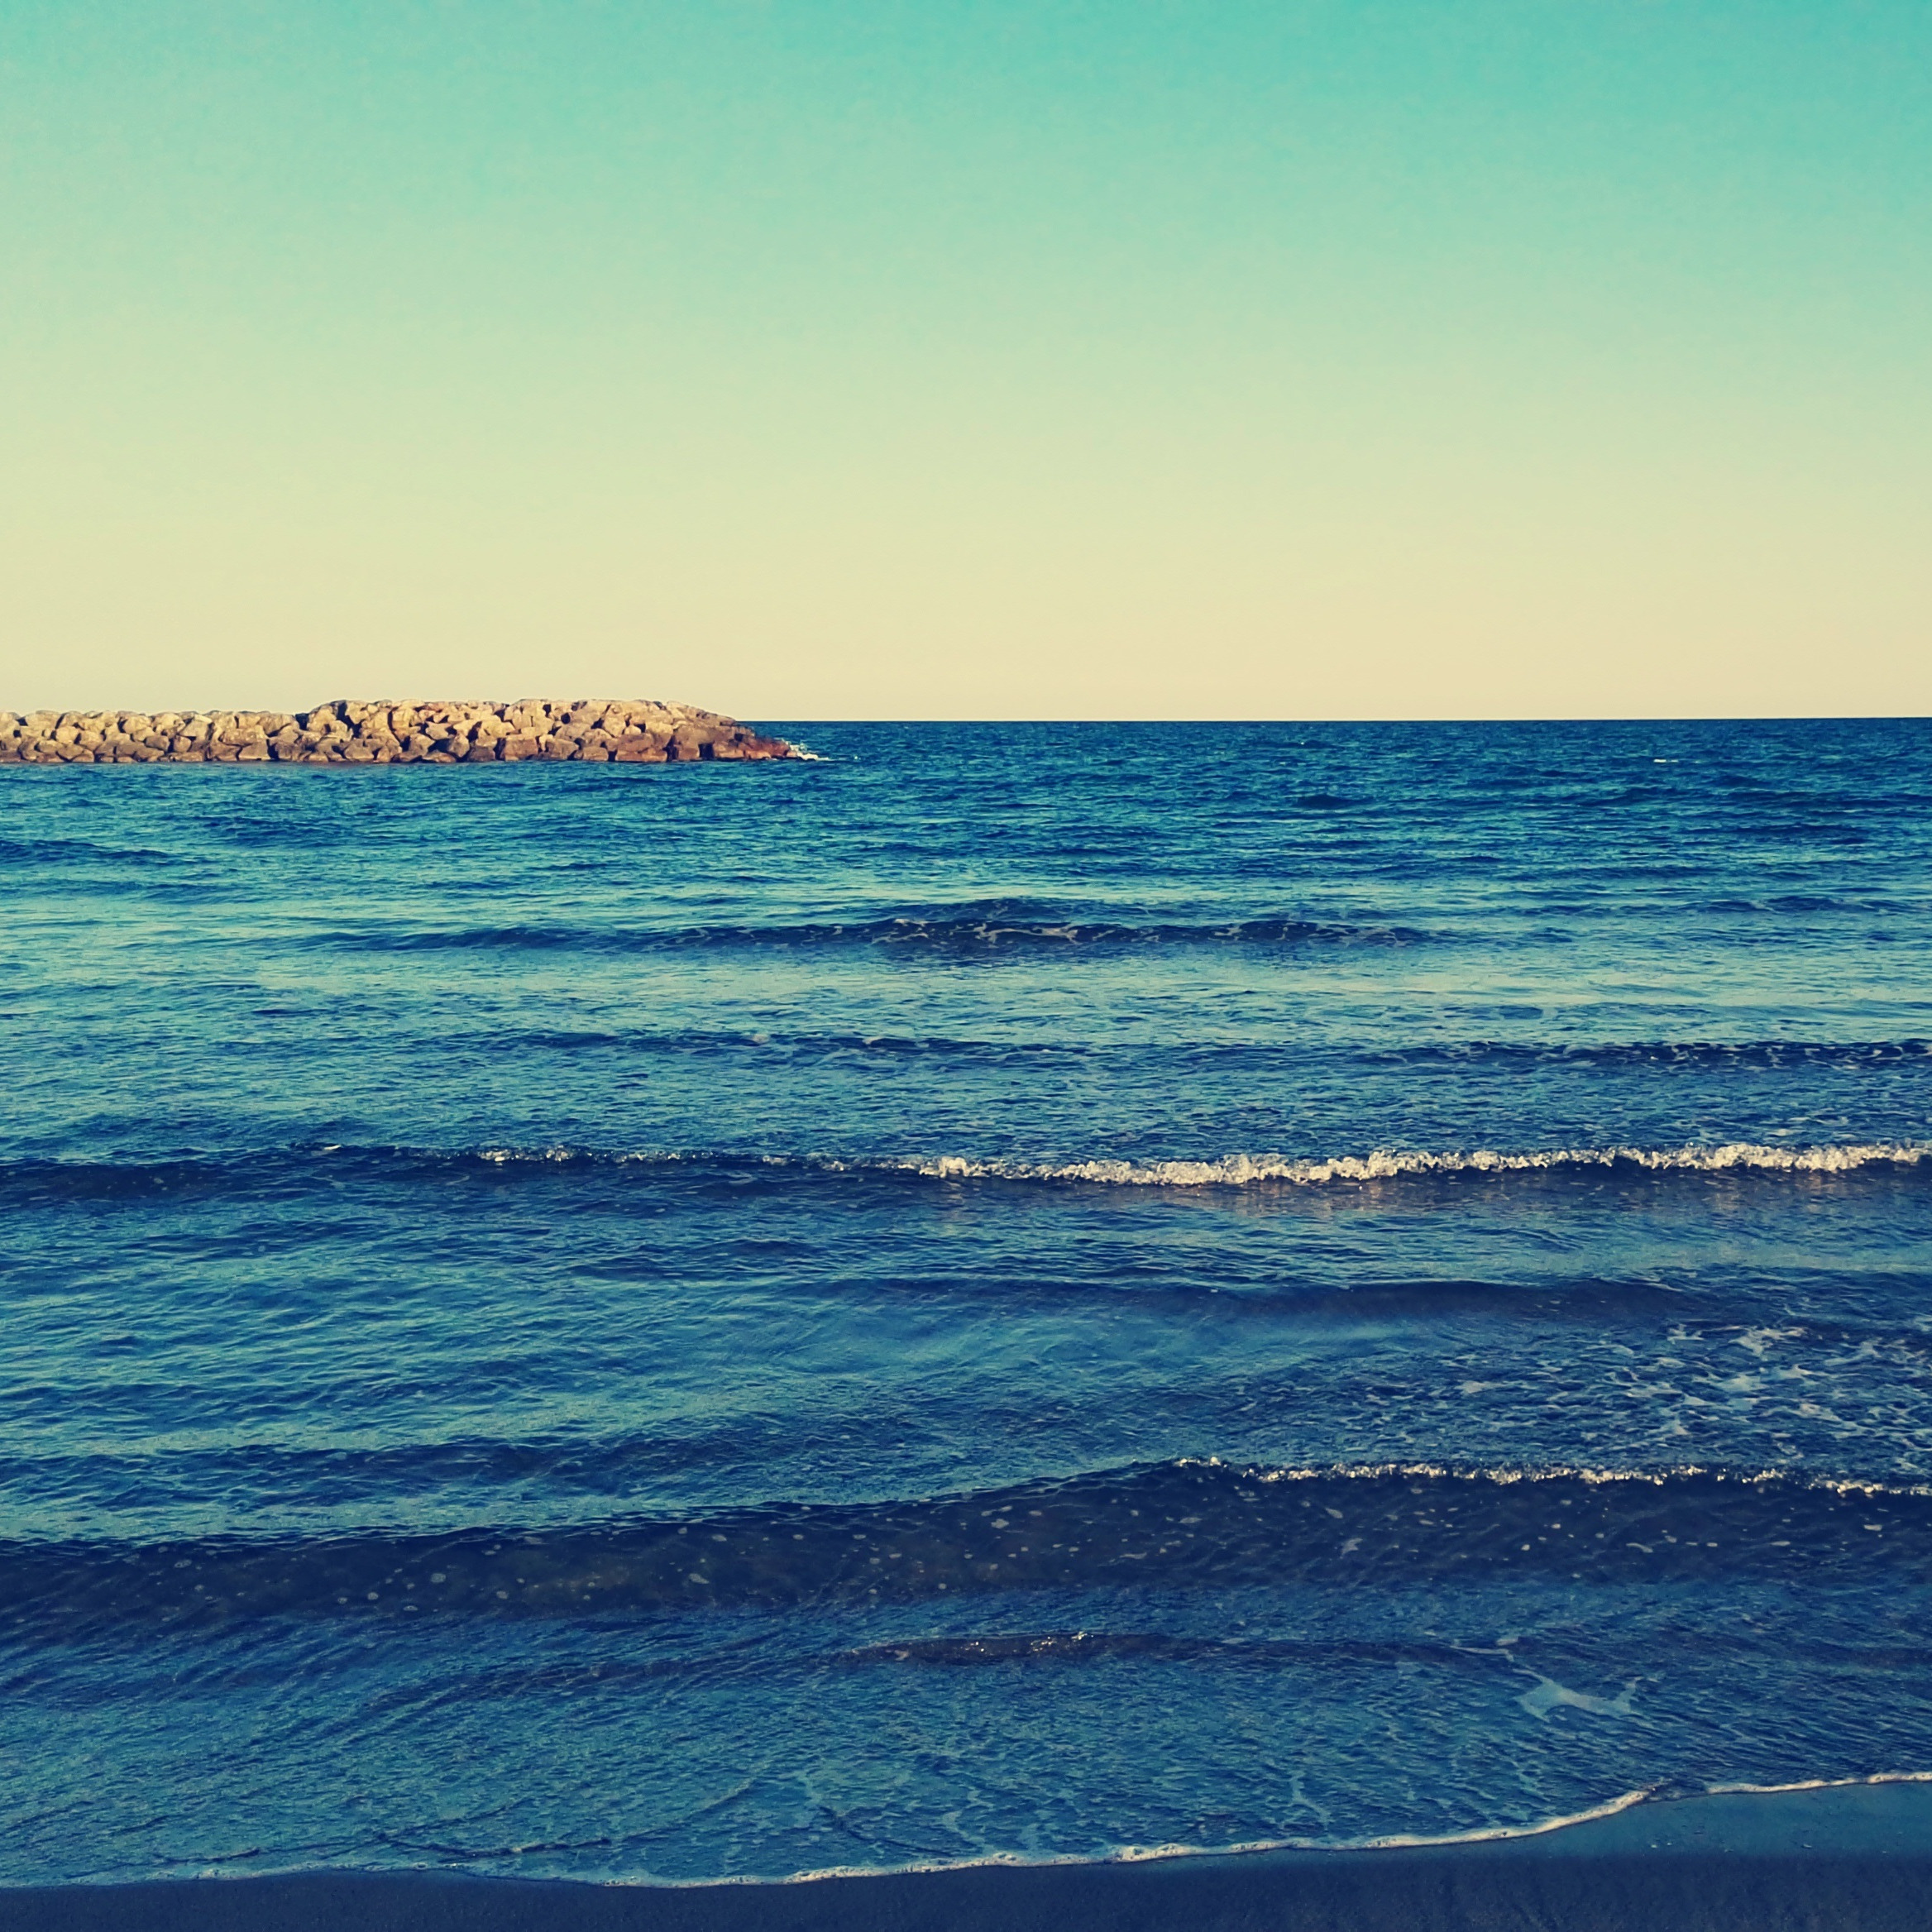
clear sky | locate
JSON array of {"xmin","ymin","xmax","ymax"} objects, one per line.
[{"xmin": 2, "ymin": 2, "xmax": 1927, "ymax": 719}]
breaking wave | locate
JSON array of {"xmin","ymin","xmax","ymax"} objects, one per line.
[
  {"xmin": 859, "ymin": 1141, "xmax": 1932, "ymax": 1188},
  {"xmin": 5, "ymin": 1139, "xmax": 1928, "ymax": 1207}
]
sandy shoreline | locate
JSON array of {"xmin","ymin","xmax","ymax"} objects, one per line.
[{"xmin": 9, "ymin": 1781, "xmax": 1931, "ymax": 1931}]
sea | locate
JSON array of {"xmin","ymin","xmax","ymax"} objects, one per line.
[{"xmin": 3, "ymin": 717, "xmax": 1930, "ymax": 1888}]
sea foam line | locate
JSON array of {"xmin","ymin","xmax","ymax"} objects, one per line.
[
  {"xmin": 346, "ymin": 1774, "xmax": 1932, "ymax": 1888},
  {"xmin": 1705, "ymin": 1770, "xmax": 1932, "ymax": 1796},
  {"xmin": 815, "ymin": 1140, "xmax": 1932, "ymax": 1188},
  {"xmin": 207, "ymin": 1794, "xmax": 1667, "ymax": 1890},
  {"xmin": 670, "ymin": 1771, "xmax": 1932, "ymax": 1887},
  {"xmin": 22, "ymin": 1134, "xmax": 1909, "ymax": 1198},
  {"xmin": 1172, "ymin": 1455, "xmax": 1932, "ymax": 1499},
  {"xmin": 448, "ymin": 1136, "xmax": 1932, "ymax": 1188},
  {"xmin": 610, "ymin": 1786, "xmax": 1668, "ymax": 1889}
]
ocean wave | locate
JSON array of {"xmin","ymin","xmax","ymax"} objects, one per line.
[
  {"xmin": 838, "ymin": 1141, "xmax": 1932, "ymax": 1188},
  {"xmin": 460, "ymin": 1138, "xmax": 1932, "ymax": 1188},
  {"xmin": 323, "ymin": 910, "xmax": 1439, "ymax": 955},
  {"xmin": 764, "ymin": 1789, "xmax": 1670, "ymax": 1881},
  {"xmin": 1705, "ymin": 1771, "xmax": 1932, "ymax": 1796},
  {"xmin": 5, "ymin": 1137, "xmax": 1928, "ymax": 1206},
  {"xmin": 118, "ymin": 1773, "xmax": 1932, "ymax": 1885},
  {"xmin": 729, "ymin": 1776, "xmax": 1932, "ymax": 1882},
  {"xmin": 1365, "ymin": 1040, "xmax": 1932, "ymax": 1071},
  {"xmin": 1703, "ymin": 894, "xmax": 1925, "ymax": 916},
  {"xmin": 5, "ymin": 1460, "xmax": 1930, "ymax": 1633},
  {"xmin": 452, "ymin": 1031, "xmax": 1932, "ymax": 1071},
  {"xmin": 0, "ymin": 834, "xmax": 175, "ymax": 867},
  {"xmin": 465, "ymin": 1026, "xmax": 1093, "ymax": 1061}
]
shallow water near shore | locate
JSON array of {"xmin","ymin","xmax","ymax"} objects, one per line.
[{"xmin": 3, "ymin": 718, "xmax": 1931, "ymax": 1886}]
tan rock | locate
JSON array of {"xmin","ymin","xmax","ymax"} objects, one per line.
[{"xmin": 4, "ymin": 700, "xmax": 798, "ymax": 766}]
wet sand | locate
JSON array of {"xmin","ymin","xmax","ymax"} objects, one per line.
[{"xmin": 8, "ymin": 1781, "xmax": 1932, "ymax": 1931}]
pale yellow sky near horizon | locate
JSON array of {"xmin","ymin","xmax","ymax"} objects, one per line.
[{"xmin": 3, "ymin": 3, "xmax": 1928, "ymax": 721}]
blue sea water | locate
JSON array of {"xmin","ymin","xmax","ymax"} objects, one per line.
[{"xmin": 2, "ymin": 718, "xmax": 1930, "ymax": 1885}]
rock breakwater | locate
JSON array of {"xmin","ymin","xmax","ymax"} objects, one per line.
[{"xmin": 0, "ymin": 700, "xmax": 799, "ymax": 765}]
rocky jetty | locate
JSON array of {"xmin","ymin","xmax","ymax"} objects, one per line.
[{"xmin": 0, "ymin": 699, "xmax": 800, "ymax": 765}]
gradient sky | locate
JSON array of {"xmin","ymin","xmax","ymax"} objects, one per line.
[{"xmin": 2, "ymin": 2, "xmax": 1928, "ymax": 718}]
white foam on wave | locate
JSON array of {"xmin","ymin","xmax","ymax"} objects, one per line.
[
  {"xmin": 227, "ymin": 1785, "xmax": 1687, "ymax": 1890},
  {"xmin": 583, "ymin": 1772, "xmax": 1932, "ymax": 1887},
  {"xmin": 1704, "ymin": 1769, "xmax": 1932, "ymax": 1796},
  {"xmin": 234, "ymin": 1791, "xmax": 1659, "ymax": 1889},
  {"xmin": 460, "ymin": 1138, "xmax": 1932, "ymax": 1186},
  {"xmin": 1173, "ymin": 1454, "xmax": 1932, "ymax": 1499},
  {"xmin": 863, "ymin": 1140, "xmax": 1932, "ymax": 1188},
  {"xmin": 194, "ymin": 1763, "xmax": 1932, "ymax": 1890},
  {"xmin": 647, "ymin": 1786, "xmax": 1665, "ymax": 1887}
]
